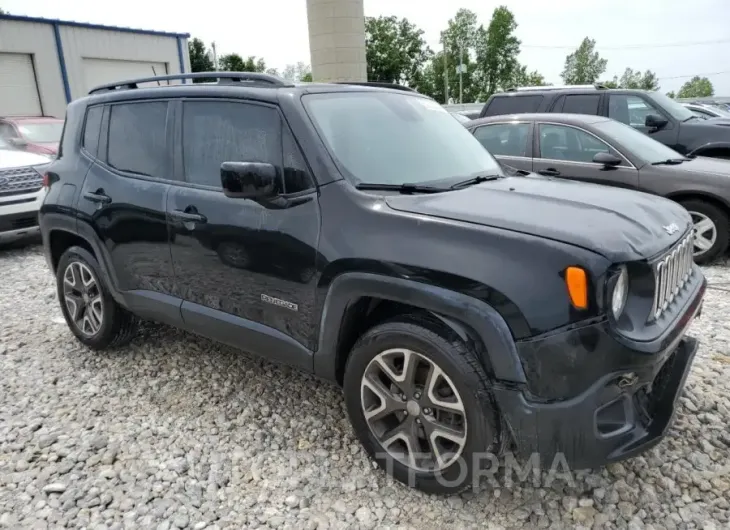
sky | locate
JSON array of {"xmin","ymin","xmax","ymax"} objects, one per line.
[{"xmin": 3, "ymin": 0, "xmax": 730, "ymax": 95}]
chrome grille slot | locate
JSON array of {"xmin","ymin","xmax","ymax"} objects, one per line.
[
  {"xmin": 0, "ymin": 166, "xmax": 43, "ymax": 197},
  {"xmin": 652, "ymin": 233, "xmax": 694, "ymax": 320}
]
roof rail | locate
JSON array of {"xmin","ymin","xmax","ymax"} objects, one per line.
[
  {"xmin": 334, "ymin": 81, "xmax": 418, "ymax": 92},
  {"xmin": 506, "ymin": 84, "xmax": 607, "ymax": 92},
  {"xmin": 88, "ymin": 71, "xmax": 294, "ymax": 95}
]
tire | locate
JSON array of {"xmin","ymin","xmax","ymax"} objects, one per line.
[
  {"xmin": 343, "ymin": 314, "xmax": 501, "ymax": 494},
  {"xmin": 56, "ymin": 246, "xmax": 137, "ymax": 350},
  {"xmin": 679, "ymin": 199, "xmax": 729, "ymax": 264}
]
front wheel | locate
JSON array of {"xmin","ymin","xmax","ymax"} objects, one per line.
[
  {"xmin": 343, "ymin": 315, "xmax": 501, "ymax": 494},
  {"xmin": 680, "ymin": 199, "xmax": 729, "ymax": 264}
]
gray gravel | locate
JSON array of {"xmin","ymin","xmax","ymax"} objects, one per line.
[{"xmin": 1, "ymin": 243, "xmax": 729, "ymax": 530}]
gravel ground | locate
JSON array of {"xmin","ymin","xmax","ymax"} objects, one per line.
[{"xmin": 1, "ymin": 242, "xmax": 729, "ymax": 530}]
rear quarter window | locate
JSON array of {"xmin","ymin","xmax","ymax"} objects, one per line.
[{"xmin": 483, "ymin": 95, "xmax": 544, "ymax": 117}]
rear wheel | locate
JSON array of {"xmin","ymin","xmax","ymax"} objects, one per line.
[
  {"xmin": 57, "ymin": 246, "xmax": 137, "ymax": 349},
  {"xmin": 343, "ymin": 315, "xmax": 501, "ymax": 494},
  {"xmin": 680, "ymin": 200, "xmax": 729, "ymax": 264}
]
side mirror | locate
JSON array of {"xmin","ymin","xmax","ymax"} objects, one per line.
[
  {"xmin": 645, "ymin": 114, "xmax": 668, "ymax": 129},
  {"xmin": 593, "ymin": 151, "xmax": 622, "ymax": 167},
  {"xmin": 220, "ymin": 162, "xmax": 279, "ymax": 200},
  {"xmin": 8, "ymin": 137, "xmax": 28, "ymax": 147}
]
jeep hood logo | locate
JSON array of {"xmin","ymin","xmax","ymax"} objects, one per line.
[{"xmin": 663, "ymin": 223, "xmax": 680, "ymax": 235}]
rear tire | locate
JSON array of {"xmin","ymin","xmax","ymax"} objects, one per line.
[
  {"xmin": 343, "ymin": 314, "xmax": 501, "ymax": 494},
  {"xmin": 679, "ymin": 199, "xmax": 729, "ymax": 264},
  {"xmin": 56, "ymin": 246, "xmax": 137, "ymax": 350}
]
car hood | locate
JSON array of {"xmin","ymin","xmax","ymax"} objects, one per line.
[
  {"xmin": 664, "ymin": 155, "xmax": 730, "ymax": 177},
  {"xmin": 0, "ymin": 148, "xmax": 51, "ymax": 169},
  {"xmin": 385, "ymin": 176, "xmax": 691, "ymax": 262},
  {"xmin": 683, "ymin": 118, "xmax": 730, "ymax": 132}
]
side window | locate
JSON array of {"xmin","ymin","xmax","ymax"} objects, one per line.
[
  {"xmin": 562, "ymin": 95, "xmax": 600, "ymax": 115},
  {"xmin": 473, "ymin": 123, "xmax": 530, "ymax": 157},
  {"xmin": 0, "ymin": 123, "xmax": 17, "ymax": 138},
  {"xmin": 182, "ymin": 101, "xmax": 281, "ymax": 189},
  {"xmin": 82, "ymin": 106, "xmax": 103, "ymax": 158},
  {"xmin": 608, "ymin": 95, "xmax": 664, "ymax": 128},
  {"xmin": 551, "ymin": 95, "xmax": 566, "ymax": 113},
  {"xmin": 484, "ymin": 95, "xmax": 544, "ymax": 116},
  {"xmin": 107, "ymin": 102, "xmax": 168, "ymax": 177},
  {"xmin": 538, "ymin": 124, "xmax": 611, "ymax": 163},
  {"xmin": 282, "ymin": 126, "xmax": 314, "ymax": 193}
]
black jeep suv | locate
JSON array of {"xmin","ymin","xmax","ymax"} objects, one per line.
[
  {"xmin": 40, "ymin": 72, "xmax": 705, "ymax": 494},
  {"xmin": 480, "ymin": 85, "xmax": 730, "ymax": 159}
]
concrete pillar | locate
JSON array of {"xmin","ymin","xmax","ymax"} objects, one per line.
[{"xmin": 306, "ymin": 0, "xmax": 367, "ymax": 82}]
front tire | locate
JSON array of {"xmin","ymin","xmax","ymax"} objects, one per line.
[
  {"xmin": 680, "ymin": 199, "xmax": 729, "ymax": 264},
  {"xmin": 56, "ymin": 246, "xmax": 137, "ymax": 350},
  {"xmin": 343, "ymin": 315, "xmax": 501, "ymax": 494}
]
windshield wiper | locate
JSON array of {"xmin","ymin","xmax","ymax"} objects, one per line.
[
  {"xmin": 355, "ymin": 182, "xmax": 447, "ymax": 194},
  {"xmin": 652, "ymin": 158, "xmax": 690, "ymax": 165},
  {"xmin": 450, "ymin": 174, "xmax": 504, "ymax": 189}
]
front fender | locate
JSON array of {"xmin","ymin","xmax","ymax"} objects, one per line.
[{"xmin": 313, "ymin": 272, "xmax": 527, "ymax": 385}]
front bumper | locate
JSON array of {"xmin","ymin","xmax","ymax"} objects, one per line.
[
  {"xmin": 0, "ymin": 193, "xmax": 43, "ymax": 243},
  {"xmin": 493, "ymin": 276, "xmax": 705, "ymax": 470}
]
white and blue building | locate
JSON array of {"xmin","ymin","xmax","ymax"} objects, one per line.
[{"xmin": 0, "ymin": 14, "xmax": 190, "ymax": 118}]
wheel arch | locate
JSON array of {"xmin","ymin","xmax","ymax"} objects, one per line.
[
  {"xmin": 313, "ymin": 272, "xmax": 527, "ymax": 387},
  {"xmin": 665, "ymin": 190, "xmax": 730, "ymax": 215}
]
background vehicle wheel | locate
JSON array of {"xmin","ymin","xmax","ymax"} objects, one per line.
[
  {"xmin": 680, "ymin": 200, "xmax": 729, "ymax": 264},
  {"xmin": 57, "ymin": 246, "xmax": 137, "ymax": 350},
  {"xmin": 343, "ymin": 315, "xmax": 501, "ymax": 494}
]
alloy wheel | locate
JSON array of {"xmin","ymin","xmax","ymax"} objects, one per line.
[
  {"xmin": 689, "ymin": 211, "xmax": 717, "ymax": 257},
  {"xmin": 360, "ymin": 348, "xmax": 467, "ymax": 472},
  {"xmin": 63, "ymin": 261, "xmax": 104, "ymax": 336}
]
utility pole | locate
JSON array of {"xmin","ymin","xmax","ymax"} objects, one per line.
[
  {"xmin": 459, "ymin": 42, "xmax": 464, "ymax": 104},
  {"xmin": 211, "ymin": 41, "xmax": 218, "ymax": 70},
  {"xmin": 442, "ymin": 35, "xmax": 449, "ymax": 104}
]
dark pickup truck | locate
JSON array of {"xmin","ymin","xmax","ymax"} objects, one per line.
[{"xmin": 39, "ymin": 72, "xmax": 705, "ymax": 494}]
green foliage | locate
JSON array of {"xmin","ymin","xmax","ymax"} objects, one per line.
[
  {"xmin": 473, "ymin": 6, "xmax": 521, "ymax": 98},
  {"xmin": 677, "ymin": 76, "xmax": 714, "ymax": 98},
  {"xmin": 511, "ymin": 65, "xmax": 548, "ymax": 88},
  {"xmin": 618, "ymin": 68, "xmax": 659, "ymax": 90},
  {"xmin": 561, "ymin": 38, "xmax": 607, "ymax": 84},
  {"xmin": 187, "ymin": 38, "xmax": 215, "ymax": 83},
  {"xmin": 365, "ymin": 16, "xmax": 432, "ymax": 87},
  {"xmin": 666, "ymin": 90, "xmax": 676, "ymax": 99},
  {"xmin": 282, "ymin": 62, "xmax": 312, "ymax": 82},
  {"xmin": 218, "ymin": 54, "xmax": 266, "ymax": 73}
]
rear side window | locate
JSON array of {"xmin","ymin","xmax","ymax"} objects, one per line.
[
  {"xmin": 82, "ymin": 106, "xmax": 103, "ymax": 157},
  {"xmin": 484, "ymin": 95, "xmax": 543, "ymax": 116},
  {"xmin": 107, "ymin": 102, "xmax": 168, "ymax": 178},
  {"xmin": 182, "ymin": 101, "xmax": 281, "ymax": 189},
  {"xmin": 472, "ymin": 123, "xmax": 530, "ymax": 157},
  {"xmin": 562, "ymin": 95, "xmax": 600, "ymax": 115}
]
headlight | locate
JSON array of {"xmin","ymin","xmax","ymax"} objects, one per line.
[{"xmin": 610, "ymin": 265, "xmax": 629, "ymax": 318}]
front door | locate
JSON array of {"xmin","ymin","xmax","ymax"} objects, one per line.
[
  {"xmin": 167, "ymin": 99, "xmax": 320, "ymax": 356},
  {"xmin": 76, "ymin": 100, "xmax": 177, "ymax": 298},
  {"xmin": 532, "ymin": 122, "xmax": 640, "ymax": 190},
  {"xmin": 607, "ymin": 94, "xmax": 681, "ymax": 152}
]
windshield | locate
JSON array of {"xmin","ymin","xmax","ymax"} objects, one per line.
[
  {"xmin": 17, "ymin": 122, "xmax": 64, "ymax": 143},
  {"xmin": 303, "ymin": 92, "xmax": 502, "ymax": 185},
  {"xmin": 594, "ymin": 119, "xmax": 684, "ymax": 164},
  {"xmin": 707, "ymin": 105, "xmax": 730, "ymax": 118},
  {"xmin": 647, "ymin": 92, "xmax": 695, "ymax": 121}
]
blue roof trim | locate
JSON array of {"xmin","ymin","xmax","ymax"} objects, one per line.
[
  {"xmin": 52, "ymin": 23, "xmax": 72, "ymax": 103},
  {"xmin": 0, "ymin": 13, "xmax": 190, "ymax": 38},
  {"xmin": 176, "ymin": 38, "xmax": 187, "ymax": 84}
]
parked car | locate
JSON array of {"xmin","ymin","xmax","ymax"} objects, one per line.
[
  {"xmin": 478, "ymin": 85, "xmax": 730, "ymax": 160},
  {"xmin": 682, "ymin": 102, "xmax": 730, "ymax": 120},
  {"xmin": 40, "ymin": 72, "xmax": 705, "ymax": 494},
  {"xmin": 466, "ymin": 112, "xmax": 730, "ymax": 263},
  {"xmin": 0, "ymin": 138, "xmax": 49, "ymax": 244},
  {"xmin": 449, "ymin": 111, "xmax": 471, "ymax": 123},
  {"xmin": 0, "ymin": 116, "xmax": 64, "ymax": 157}
]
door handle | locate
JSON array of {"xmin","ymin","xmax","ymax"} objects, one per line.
[
  {"xmin": 172, "ymin": 208, "xmax": 207, "ymax": 224},
  {"xmin": 538, "ymin": 168, "xmax": 561, "ymax": 177},
  {"xmin": 83, "ymin": 190, "xmax": 111, "ymax": 204}
]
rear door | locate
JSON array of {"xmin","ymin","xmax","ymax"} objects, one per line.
[
  {"xmin": 480, "ymin": 94, "xmax": 544, "ymax": 117},
  {"xmin": 550, "ymin": 93, "xmax": 603, "ymax": 117},
  {"xmin": 532, "ymin": 121, "xmax": 639, "ymax": 189},
  {"xmin": 470, "ymin": 121, "xmax": 533, "ymax": 173}
]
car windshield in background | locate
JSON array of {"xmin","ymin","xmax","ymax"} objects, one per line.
[
  {"xmin": 304, "ymin": 92, "xmax": 502, "ymax": 185},
  {"xmin": 594, "ymin": 119, "xmax": 685, "ymax": 164},
  {"xmin": 17, "ymin": 122, "xmax": 64, "ymax": 143},
  {"xmin": 647, "ymin": 92, "xmax": 695, "ymax": 122},
  {"xmin": 708, "ymin": 105, "xmax": 730, "ymax": 118}
]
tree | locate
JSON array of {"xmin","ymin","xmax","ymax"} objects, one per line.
[
  {"xmin": 666, "ymin": 91, "xmax": 676, "ymax": 99},
  {"xmin": 599, "ymin": 77, "xmax": 619, "ymax": 88},
  {"xmin": 282, "ymin": 62, "xmax": 312, "ymax": 82},
  {"xmin": 218, "ymin": 54, "xmax": 266, "ymax": 73},
  {"xmin": 561, "ymin": 38, "xmax": 607, "ymax": 85},
  {"xmin": 187, "ymin": 38, "xmax": 214, "ymax": 83},
  {"xmin": 365, "ymin": 16, "xmax": 432, "ymax": 87},
  {"xmin": 617, "ymin": 68, "xmax": 659, "ymax": 90},
  {"xmin": 438, "ymin": 9, "xmax": 481, "ymax": 103},
  {"xmin": 511, "ymin": 64, "xmax": 547, "ymax": 88},
  {"xmin": 677, "ymin": 76, "xmax": 714, "ymax": 98},
  {"xmin": 473, "ymin": 6, "xmax": 521, "ymax": 98}
]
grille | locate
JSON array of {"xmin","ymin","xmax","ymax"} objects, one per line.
[
  {"xmin": 652, "ymin": 233, "xmax": 694, "ymax": 320},
  {"xmin": 0, "ymin": 166, "xmax": 43, "ymax": 197}
]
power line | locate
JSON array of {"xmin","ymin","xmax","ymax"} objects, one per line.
[
  {"xmin": 522, "ymin": 39, "xmax": 730, "ymax": 50},
  {"xmin": 657, "ymin": 70, "xmax": 730, "ymax": 80}
]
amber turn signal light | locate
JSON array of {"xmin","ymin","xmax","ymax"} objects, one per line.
[{"xmin": 565, "ymin": 266, "xmax": 588, "ymax": 309}]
